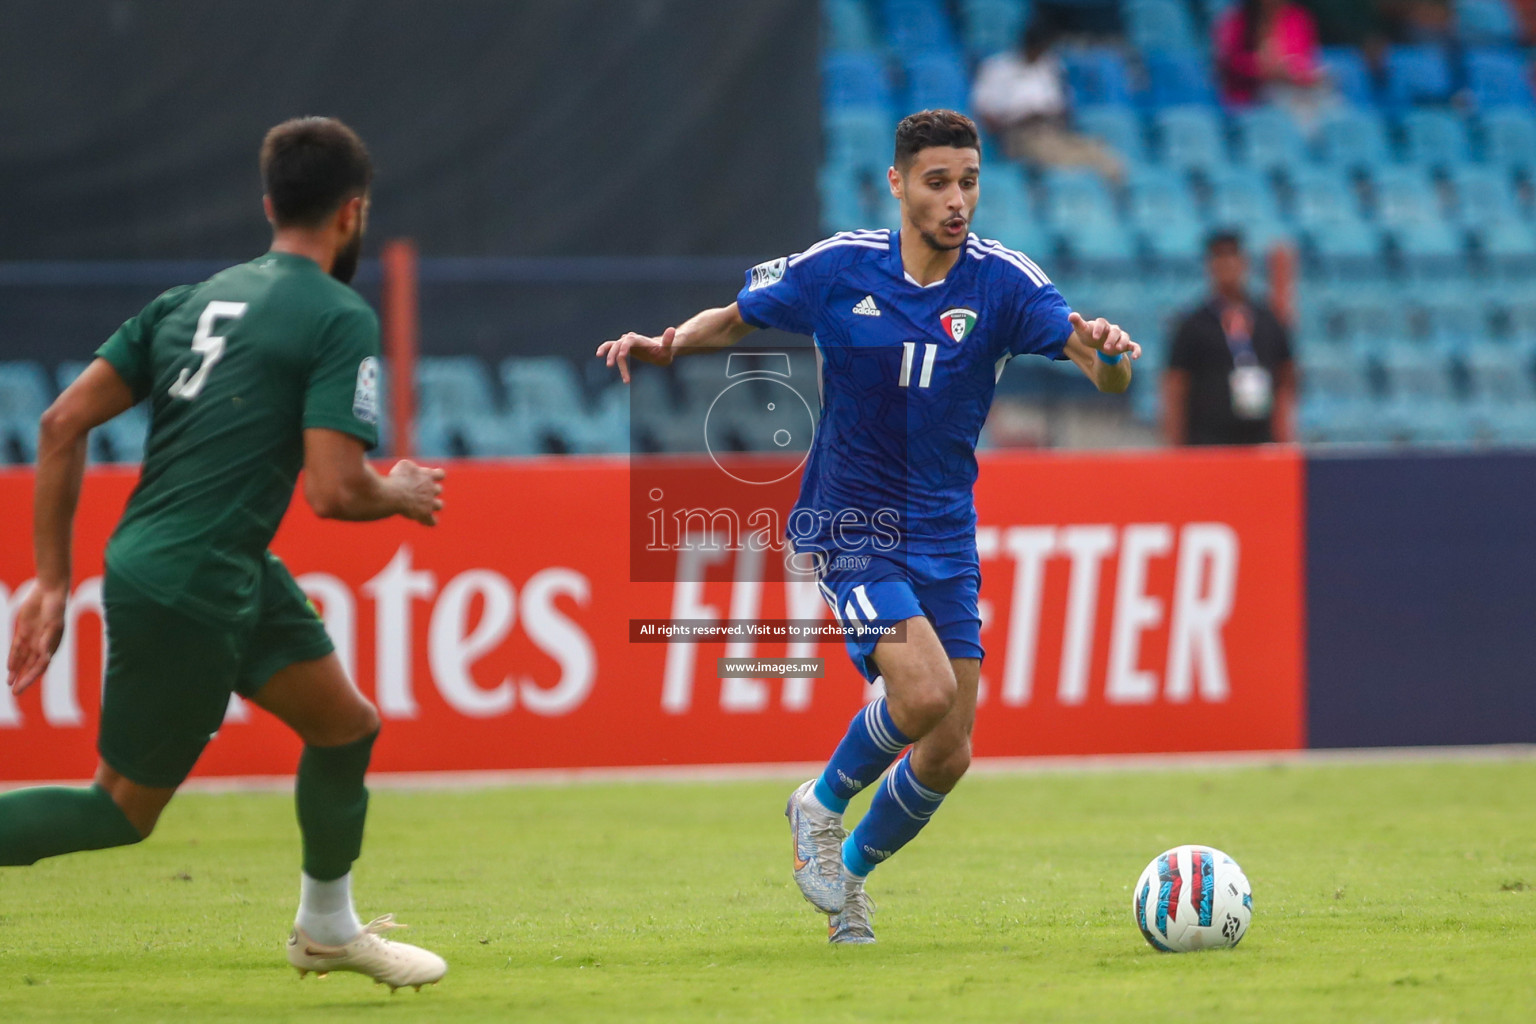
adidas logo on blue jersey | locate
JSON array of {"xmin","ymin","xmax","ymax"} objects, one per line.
[{"xmin": 852, "ymin": 295, "xmax": 881, "ymax": 317}]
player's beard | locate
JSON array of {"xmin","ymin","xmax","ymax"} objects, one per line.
[
  {"xmin": 330, "ymin": 225, "xmax": 363, "ymax": 284},
  {"xmin": 917, "ymin": 216, "xmax": 968, "ymax": 253}
]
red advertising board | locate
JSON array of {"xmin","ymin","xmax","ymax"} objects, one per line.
[{"xmin": 0, "ymin": 449, "xmax": 1304, "ymax": 782}]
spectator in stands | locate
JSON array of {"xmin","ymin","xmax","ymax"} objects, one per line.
[
  {"xmin": 1163, "ymin": 231, "xmax": 1297, "ymax": 447},
  {"xmin": 971, "ymin": 17, "xmax": 1124, "ymax": 184},
  {"xmin": 1216, "ymin": 0, "xmax": 1333, "ymax": 124}
]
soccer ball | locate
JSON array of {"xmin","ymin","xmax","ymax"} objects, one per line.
[{"xmin": 1132, "ymin": 845, "xmax": 1252, "ymax": 952}]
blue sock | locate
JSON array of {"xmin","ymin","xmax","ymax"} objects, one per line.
[
  {"xmin": 842, "ymin": 753, "xmax": 946, "ymax": 877},
  {"xmin": 811, "ymin": 697, "xmax": 911, "ymax": 815}
]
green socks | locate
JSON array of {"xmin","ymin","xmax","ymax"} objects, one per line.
[
  {"xmin": 0, "ymin": 783, "xmax": 143, "ymax": 866},
  {"xmin": 0, "ymin": 731, "xmax": 377, "ymax": 876},
  {"xmin": 296, "ymin": 730, "xmax": 378, "ymax": 882}
]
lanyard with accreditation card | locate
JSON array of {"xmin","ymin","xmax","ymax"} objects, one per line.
[{"xmin": 1220, "ymin": 303, "xmax": 1272, "ymax": 421}]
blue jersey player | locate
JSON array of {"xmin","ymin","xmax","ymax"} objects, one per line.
[{"xmin": 598, "ymin": 110, "xmax": 1140, "ymax": 943}]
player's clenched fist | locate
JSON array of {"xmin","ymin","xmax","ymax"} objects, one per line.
[
  {"xmin": 390, "ymin": 459, "xmax": 446, "ymax": 526},
  {"xmin": 596, "ymin": 326, "xmax": 676, "ymax": 383},
  {"xmin": 1069, "ymin": 311, "xmax": 1141, "ymax": 360}
]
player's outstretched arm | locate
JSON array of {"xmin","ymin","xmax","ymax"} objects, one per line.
[
  {"xmin": 8, "ymin": 359, "xmax": 135, "ymax": 695},
  {"xmin": 596, "ymin": 302, "xmax": 756, "ymax": 383},
  {"xmin": 1064, "ymin": 311, "xmax": 1140, "ymax": 394},
  {"xmin": 302, "ymin": 429, "xmax": 445, "ymax": 526}
]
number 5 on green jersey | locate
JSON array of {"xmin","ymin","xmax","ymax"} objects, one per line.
[{"xmin": 169, "ymin": 301, "xmax": 246, "ymax": 401}]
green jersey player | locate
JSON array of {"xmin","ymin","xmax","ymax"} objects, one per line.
[{"xmin": 3, "ymin": 118, "xmax": 448, "ymax": 991}]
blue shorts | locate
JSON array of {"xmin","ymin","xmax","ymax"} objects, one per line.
[{"xmin": 815, "ymin": 549, "xmax": 983, "ymax": 683}]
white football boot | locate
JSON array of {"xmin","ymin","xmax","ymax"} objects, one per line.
[
  {"xmin": 828, "ymin": 873, "xmax": 876, "ymax": 944},
  {"xmin": 288, "ymin": 914, "xmax": 447, "ymax": 992},
  {"xmin": 786, "ymin": 780, "xmax": 847, "ymax": 913}
]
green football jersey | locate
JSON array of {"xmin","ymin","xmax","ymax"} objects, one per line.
[{"xmin": 96, "ymin": 251, "xmax": 380, "ymax": 625}]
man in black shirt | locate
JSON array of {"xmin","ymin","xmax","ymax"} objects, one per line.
[{"xmin": 1163, "ymin": 231, "xmax": 1297, "ymax": 446}]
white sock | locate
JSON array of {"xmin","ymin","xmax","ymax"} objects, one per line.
[{"xmin": 295, "ymin": 872, "xmax": 363, "ymax": 946}]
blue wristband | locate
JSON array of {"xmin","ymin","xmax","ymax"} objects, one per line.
[{"xmin": 1095, "ymin": 349, "xmax": 1124, "ymax": 365}]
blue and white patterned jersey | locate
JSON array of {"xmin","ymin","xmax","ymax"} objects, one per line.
[{"xmin": 736, "ymin": 229, "xmax": 1073, "ymax": 556}]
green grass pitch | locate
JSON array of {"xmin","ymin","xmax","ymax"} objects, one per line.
[{"xmin": 2, "ymin": 756, "xmax": 1534, "ymax": 1022}]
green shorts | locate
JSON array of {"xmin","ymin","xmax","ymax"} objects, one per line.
[{"xmin": 98, "ymin": 553, "xmax": 335, "ymax": 789}]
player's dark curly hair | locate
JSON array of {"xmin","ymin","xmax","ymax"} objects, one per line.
[
  {"xmin": 260, "ymin": 117, "xmax": 373, "ymax": 227},
  {"xmin": 894, "ymin": 109, "xmax": 981, "ymax": 170}
]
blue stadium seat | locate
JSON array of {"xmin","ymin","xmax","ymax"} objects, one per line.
[
  {"xmin": 672, "ymin": 353, "xmax": 737, "ymax": 409},
  {"xmin": 1125, "ymin": 0, "xmax": 1199, "ymax": 52},
  {"xmin": 825, "ymin": 107, "xmax": 896, "ymax": 178},
  {"xmin": 825, "ymin": 0, "xmax": 880, "ymax": 52},
  {"xmin": 1382, "ymin": 395, "xmax": 1477, "ymax": 444},
  {"xmin": 880, "ymin": 0, "xmax": 959, "ymax": 58},
  {"xmin": 1317, "ymin": 107, "xmax": 1392, "ymax": 170},
  {"xmin": 980, "ymin": 213, "xmax": 1055, "ymax": 259},
  {"xmin": 1409, "ymin": 291, "xmax": 1474, "ymax": 342},
  {"xmin": 1125, "ymin": 167, "xmax": 1199, "ymax": 232},
  {"xmin": 1467, "ymin": 48, "xmax": 1536, "ymax": 110},
  {"xmin": 535, "ymin": 385, "xmax": 628, "ymax": 454},
  {"xmin": 1446, "ymin": 164, "xmax": 1520, "ymax": 226},
  {"xmin": 1383, "ymin": 45, "xmax": 1455, "ymax": 108},
  {"xmin": 1298, "ymin": 341, "xmax": 1373, "ymax": 399},
  {"xmin": 1039, "ymin": 168, "xmax": 1119, "ymax": 231},
  {"xmin": 1076, "ymin": 105, "xmax": 1148, "ymax": 163},
  {"xmin": 1143, "ymin": 50, "xmax": 1218, "ymax": 107},
  {"xmin": 455, "ymin": 412, "xmax": 543, "ymax": 457},
  {"xmin": 1504, "ymin": 290, "xmax": 1536, "ymax": 336},
  {"xmin": 1233, "ymin": 105, "xmax": 1311, "ymax": 173},
  {"xmin": 1475, "ymin": 396, "xmax": 1536, "ymax": 443},
  {"xmin": 1328, "ymin": 288, "xmax": 1411, "ymax": 343},
  {"xmin": 501, "ymin": 356, "xmax": 586, "ymax": 426},
  {"xmin": 1206, "ymin": 166, "xmax": 1287, "ymax": 232},
  {"xmin": 0, "ymin": 361, "xmax": 52, "ymax": 417},
  {"xmin": 412, "ymin": 412, "xmax": 459, "ymax": 458},
  {"xmin": 1481, "ymin": 108, "xmax": 1536, "ymax": 169},
  {"xmin": 1319, "ymin": 47, "xmax": 1376, "ymax": 107},
  {"xmin": 1155, "ymin": 106, "xmax": 1227, "ymax": 171},
  {"xmin": 1064, "ymin": 221, "xmax": 1139, "ymax": 270},
  {"xmin": 819, "ymin": 166, "xmax": 869, "ymax": 234},
  {"xmin": 1142, "ymin": 219, "xmax": 1207, "ymax": 268},
  {"xmin": 959, "ymin": 0, "xmax": 1030, "ymax": 58},
  {"xmin": 96, "ymin": 405, "xmax": 149, "ymax": 464},
  {"xmin": 1396, "ymin": 222, "xmax": 1469, "ymax": 281},
  {"xmin": 1464, "ymin": 337, "xmax": 1536, "ymax": 402},
  {"xmin": 823, "ymin": 52, "xmax": 894, "ymax": 110},
  {"xmin": 1375, "ymin": 343, "xmax": 1455, "ymax": 399},
  {"xmin": 1308, "ymin": 221, "xmax": 1388, "ymax": 279},
  {"xmin": 1368, "ymin": 166, "xmax": 1441, "ymax": 228},
  {"xmin": 876, "ymin": 183, "xmax": 902, "ymax": 227},
  {"xmin": 1478, "ymin": 220, "xmax": 1536, "ymax": 280},
  {"xmin": 1287, "ymin": 166, "xmax": 1365, "ymax": 230},
  {"xmin": 0, "ymin": 362, "xmax": 52, "ymax": 463},
  {"xmin": 980, "ymin": 160, "xmax": 1030, "ymax": 214},
  {"xmin": 904, "ymin": 50, "xmax": 972, "ymax": 112},
  {"xmin": 1061, "ymin": 47, "xmax": 1134, "ymax": 107},
  {"xmin": 978, "ymin": 163, "xmax": 1051, "ymax": 251},
  {"xmin": 1457, "ymin": 0, "xmax": 1520, "ymax": 46},
  {"xmin": 417, "ymin": 356, "xmax": 497, "ymax": 419},
  {"xmin": 1235, "ymin": 219, "xmax": 1299, "ymax": 255},
  {"xmin": 1400, "ymin": 109, "xmax": 1473, "ymax": 168}
]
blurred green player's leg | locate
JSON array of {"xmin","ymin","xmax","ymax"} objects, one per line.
[
  {"xmin": 251, "ymin": 653, "xmax": 446, "ymax": 987},
  {"xmin": 0, "ymin": 783, "xmax": 142, "ymax": 866}
]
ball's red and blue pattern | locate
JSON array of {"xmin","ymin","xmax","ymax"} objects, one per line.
[{"xmin": 1132, "ymin": 845, "xmax": 1252, "ymax": 952}]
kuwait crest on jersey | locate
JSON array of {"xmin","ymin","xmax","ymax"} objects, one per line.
[{"xmin": 939, "ymin": 307, "xmax": 978, "ymax": 343}]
